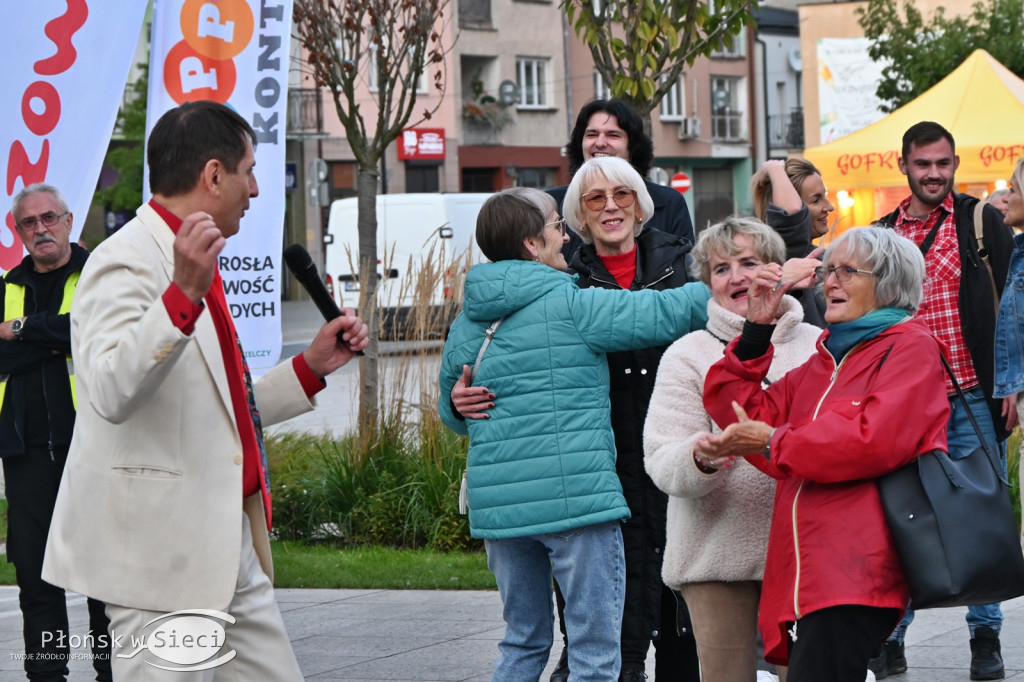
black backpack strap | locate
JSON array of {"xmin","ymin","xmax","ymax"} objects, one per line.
[{"xmin": 917, "ymin": 209, "xmax": 949, "ymax": 258}]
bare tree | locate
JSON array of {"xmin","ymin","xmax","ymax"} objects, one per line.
[
  {"xmin": 293, "ymin": 0, "xmax": 453, "ymax": 428},
  {"xmin": 563, "ymin": 0, "xmax": 759, "ymax": 136}
]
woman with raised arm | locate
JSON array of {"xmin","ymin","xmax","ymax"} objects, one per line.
[
  {"xmin": 750, "ymin": 159, "xmax": 834, "ymax": 327},
  {"xmin": 700, "ymin": 227, "xmax": 949, "ymax": 682},
  {"xmin": 439, "ymin": 185, "xmax": 711, "ymax": 682},
  {"xmin": 644, "ymin": 216, "xmax": 820, "ymax": 682}
]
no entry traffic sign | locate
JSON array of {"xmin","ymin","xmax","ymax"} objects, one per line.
[{"xmin": 671, "ymin": 172, "xmax": 691, "ymax": 193}]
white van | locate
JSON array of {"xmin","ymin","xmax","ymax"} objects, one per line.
[{"xmin": 324, "ymin": 192, "xmax": 491, "ymax": 337}]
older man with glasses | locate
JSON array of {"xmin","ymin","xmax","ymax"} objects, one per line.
[{"xmin": 0, "ymin": 183, "xmax": 113, "ymax": 682}]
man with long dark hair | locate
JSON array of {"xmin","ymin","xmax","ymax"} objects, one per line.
[{"xmin": 548, "ymin": 99, "xmax": 695, "ymax": 262}]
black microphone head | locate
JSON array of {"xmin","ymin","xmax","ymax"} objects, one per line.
[{"xmin": 284, "ymin": 243, "xmax": 315, "ymax": 274}]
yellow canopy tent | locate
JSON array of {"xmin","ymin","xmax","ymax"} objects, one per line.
[
  {"xmin": 802, "ymin": 49, "xmax": 1024, "ymax": 232},
  {"xmin": 804, "ymin": 49, "xmax": 1024, "ymax": 189}
]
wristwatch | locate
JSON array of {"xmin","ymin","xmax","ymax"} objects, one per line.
[{"xmin": 10, "ymin": 317, "xmax": 24, "ymax": 340}]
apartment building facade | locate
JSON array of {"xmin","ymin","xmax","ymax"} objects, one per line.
[{"xmin": 284, "ymin": 0, "xmax": 802, "ymax": 269}]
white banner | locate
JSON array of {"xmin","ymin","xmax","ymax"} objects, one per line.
[
  {"xmin": 817, "ymin": 37, "xmax": 888, "ymax": 144},
  {"xmin": 147, "ymin": 0, "xmax": 293, "ymax": 372},
  {"xmin": 0, "ymin": 0, "xmax": 147, "ymax": 272}
]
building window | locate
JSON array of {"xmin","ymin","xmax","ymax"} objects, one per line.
[
  {"xmin": 368, "ymin": 45, "xmax": 427, "ymax": 93},
  {"xmin": 711, "ymin": 32, "xmax": 746, "ymax": 58},
  {"xmin": 594, "ymin": 70, "xmax": 611, "ymax": 101},
  {"xmin": 406, "ymin": 164, "xmax": 440, "ymax": 192},
  {"xmin": 708, "ymin": 0, "xmax": 745, "ymax": 58},
  {"xmin": 459, "ymin": 0, "xmax": 491, "ymax": 27},
  {"xmin": 711, "ymin": 75, "xmax": 746, "ymax": 142},
  {"xmin": 368, "ymin": 44, "xmax": 380, "ymax": 92},
  {"xmin": 514, "ymin": 167, "xmax": 556, "ymax": 188},
  {"xmin": 413, "ymin": 50, "xmax": 428, "ymax": 93},
  {"xmin": 517, "ymin": 58, "xmax": 550, "ymax": 108},
  {"xmin": 463, "ymin": 168, "xmax": 498, "ymax": 192},
  {"xmin": 659, "ymin": 75, "xmax": 685, "ymax": 121}
]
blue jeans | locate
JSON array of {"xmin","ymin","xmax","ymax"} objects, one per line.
[
  {"xmin": 485, "ymin": 520, "xmax": 625, "ymax": 681},
  {"xmin": 889, "ymin": 387, "xmax": 1005, "ymax": 642}
]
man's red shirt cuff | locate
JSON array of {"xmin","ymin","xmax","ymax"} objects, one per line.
[
  {"xmin": 162, "ymin": 283, "xmax": 204, "ymax": 335},
  {"xmin": 292, "ymin": 353, "xmax": 325, "ymax": 398}
]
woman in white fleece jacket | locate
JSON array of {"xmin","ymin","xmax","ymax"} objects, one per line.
[{"xmin": 644, "ymin": 216, "xmax": 820, "ymax": 682}]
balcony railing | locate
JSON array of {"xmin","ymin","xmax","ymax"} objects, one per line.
[
  {"xmin": 287, "ymin": 88, "xmax": 325, "ymax": 138},
  {"xmin": 768, "ymin": 108, "xmax": 805, "ymax": 150}
]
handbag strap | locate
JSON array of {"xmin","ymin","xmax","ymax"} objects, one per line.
[
  {"xmin": 939, "ymin": 353, "xmax": 994, "ymax": 459},
  {"xmin": 471, "ymin": 317, "xmax": 504, "ymax": 382}
]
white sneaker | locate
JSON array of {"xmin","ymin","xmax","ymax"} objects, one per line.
[{"xmin": 752, "ymin": 668, "xmax": 872, "ymax": 681}]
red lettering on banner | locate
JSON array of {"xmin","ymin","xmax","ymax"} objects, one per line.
[
  {"xmin": 4, "ymin": 1, "xmax": 87, "ymax": 271},
  {"xmin": 2, "ymin": 214, "xmax": 25, "ymax": 270},
  {"xmin": 980, "ymin": 145, "xmax": 1024, "ymax": 167},
  {"xmin": 836, "ymin": 151, "xmax": 899, "ymax": 175},
  {"xmin": 22, "ymin": 82, "xmax": 61, "ymax": 136},
  {"xmin": 2, "ymin": 141, "xmax": 49, "ymax": 270},
  {"xmin": 6, "ymin": 141, "xmax": 50, "ymax": 194},
  {"xmin": 35, "ymin": 0, "xmax": 88, "ymax": 76}
]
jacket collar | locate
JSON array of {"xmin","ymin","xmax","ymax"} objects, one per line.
[
  {"xmin": 707, "ymin": 294, "xmax": 807, "ymax": 344},
  {"xmin": 569, "ymin": 228, "xmax": 689, "ymax": 287}
]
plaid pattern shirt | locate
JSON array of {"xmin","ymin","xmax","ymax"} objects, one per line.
[{"xmin": 893, "ymin": 192, "xmax": 978, "ymax": 393}]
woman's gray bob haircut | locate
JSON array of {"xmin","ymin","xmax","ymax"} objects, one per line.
[
  {"xmin": 474, "ymin": 187, "xmax": 557, "ymax": 262},
  {"xmin": 822, "ymin": 226, "xmax": 925, "ymax": 313},
  {"xmin": 689, "ymin": 216, "xmax": 786, "ymax": 285},
  {"xmin": 562, "ymin": 156, "xmax": 654, "ymax": 244}
]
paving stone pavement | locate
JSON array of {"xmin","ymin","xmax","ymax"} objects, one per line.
[{"xmin": 0, "ymin": 587, "xmax": 1019, "ymax": 680}]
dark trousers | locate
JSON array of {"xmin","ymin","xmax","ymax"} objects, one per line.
[
  {"xmin": 786, "ymin": 605, "xmax": 900, "ymax": 682},
  {"xmin": 554, "ymin": 579, "xmax": 699, "ymax": 679},
  {"xmin": 4, "ymin": 447, "xmax": 112, "ymax": 682}
]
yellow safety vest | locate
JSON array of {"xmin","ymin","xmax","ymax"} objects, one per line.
[{"xmin": 0, "ymin": 271, "xmax": 80, "ymax": 411}]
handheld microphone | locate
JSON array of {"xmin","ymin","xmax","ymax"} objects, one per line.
[{"xmin": 283, "ymin": 243, "xmax": 365, "ymax": 356}]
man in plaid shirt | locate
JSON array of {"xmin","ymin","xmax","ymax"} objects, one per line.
[{"xmin": 872, "ymin": 121, "xmax": 1015, "ymax": 681}]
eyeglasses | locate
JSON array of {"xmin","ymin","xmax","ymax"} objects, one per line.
[
  {"xmin": 580, "ymin": 188, "xmax": 636, "ymax": 212},
  {"xmin": 17, "ymin": 211, "xmax": 68, "ymax": 231},
  {"xmin": 545, "ymin": 217, "xmax": 567, "ymax": 236},
  {"xmin": 814, "ymin": 265, "xmax": 876, "ymax": 284}
]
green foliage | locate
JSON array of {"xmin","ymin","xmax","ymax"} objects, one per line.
[
  {"xmin": 270, "ymin": 543, "xmax": 494, "ymax": 589},
  {"xmin": 561, "ymin": 0, "xmax": 758, "ymax": 130},
  {"xmin": 266, "ymin": 414, "xmax": 479, "ymax": 553},
  {"xmin": 857, "ymin": 0, "xmax": 1024, "ymax": 113},
  {"xmin": 93, "ymin": 63, "xmax": 148, "ymax": 212}
]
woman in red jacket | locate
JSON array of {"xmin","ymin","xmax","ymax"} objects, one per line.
[{"xmin": 699, "ymin": 227, "xmax": 950, "ymax": 682}]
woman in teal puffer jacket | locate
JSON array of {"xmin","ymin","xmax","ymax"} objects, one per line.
[{"xmin": 438, "ymin": 186, "xmax": 710, "ymax": 681}]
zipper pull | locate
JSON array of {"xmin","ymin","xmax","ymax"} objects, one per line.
[
  {"xmin": 48, "ymin": 441, "xmax": 55, "ymax": 462},
  {"xmin": 788, "ymin": 621, "xmax": 798, "ymax": 642}
]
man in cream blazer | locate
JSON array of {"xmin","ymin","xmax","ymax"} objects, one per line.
[{"xmin": 42, "ymin": 101, "xmax": 368, "ymax": 680}]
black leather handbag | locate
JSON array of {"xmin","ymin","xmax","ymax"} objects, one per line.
[{"xmin": 878, "ymin": 356, "xmax": 1024, "ymax": 609}]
